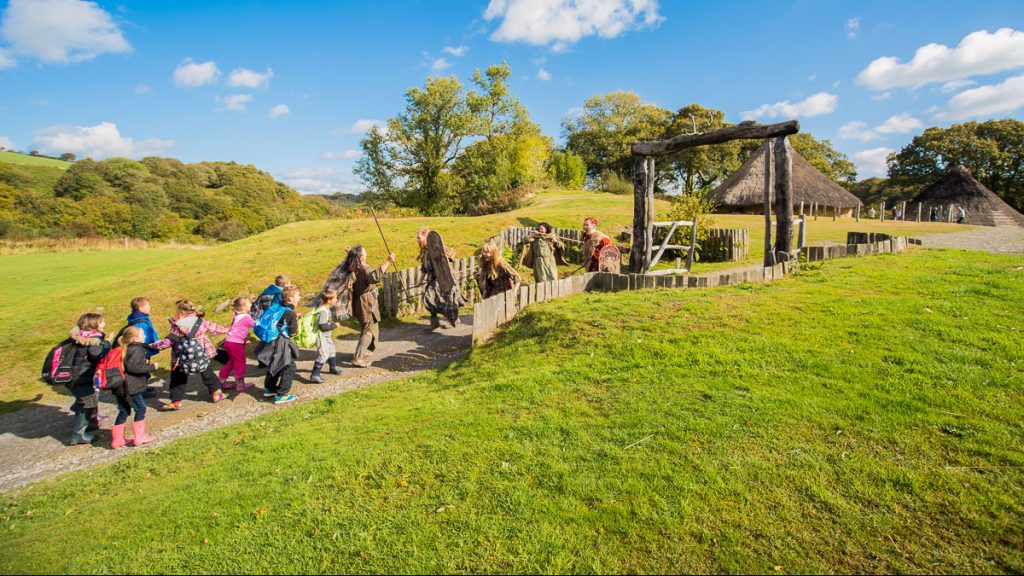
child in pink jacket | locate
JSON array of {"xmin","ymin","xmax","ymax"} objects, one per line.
[{"xmin": 219, "ymin": 296, "xmax": 255, "ymax": 392}]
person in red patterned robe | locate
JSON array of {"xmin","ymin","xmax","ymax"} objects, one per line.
[{"xmin": 581, "ymin": 217, "xmax": 611, "ymax": 272}]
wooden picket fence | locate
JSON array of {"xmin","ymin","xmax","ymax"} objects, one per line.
[
  {"xmin": 471, "ymin": 233, "xmax": 920, "ymax": 345},
  {"xmin": 702, "ymin": 228, "xmax": 749, "ymax": 262}
]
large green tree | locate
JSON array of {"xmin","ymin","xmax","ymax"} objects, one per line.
[
  {"xmin": 357, "ymin": 63, "xmax": 548, "ymax": 216},
  {"xmin": 661, "ymin": 104, "xmax": 744, "ymax": 193},
  {"xmin": 887, "ymin": 119, "xmax": 1024, "ymax": 210},
  {"xmin": 562, "ymin": 91, "xmax": 671, "ymax": 181}
]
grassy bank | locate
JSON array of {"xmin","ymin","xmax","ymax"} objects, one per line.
[
  {"xmin": 1, "ymin": 250, "xmax": 1021, "ymax": 573},
  {"xmin": 0, "ymin": 188, "xmax": 972, "ymax": 407}
]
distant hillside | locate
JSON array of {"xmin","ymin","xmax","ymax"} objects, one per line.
[
  {"xmin": 0, "ymin": 155, "xmax": 349, "ymax": 242},
  {"xmin": 0, "ymin": 150, "xmax": 73, "ymax": 169}
]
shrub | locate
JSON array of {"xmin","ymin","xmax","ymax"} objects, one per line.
[
  {"xmin": 661, "ymin": 191, "xmax": 717, "ymax": 260},
  {"xmin": 596, "ymin": 170, "xmax": 633, "ymax": 195},
  {"xmin": 549, "ymin": 150, "xmax": 586, "ymax": 189}
]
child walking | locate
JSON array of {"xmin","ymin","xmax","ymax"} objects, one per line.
[
  {"xmin": 112, "ymin": 326, "xmax": 155, "ymax": 449},
  {"xmin": 66, "ymin": 313, "xmax": 111, "ymax": 445},
  {"xmin": 219, "ymin": 296, "xmax": 255, "ymax": 392},
  {"xmin": 151, "ymin": 299, "xmax": 230, "ymax": 410},
  {"xmin": 257, "ymin": 286, "xmax": 301, "ymax": 405},
  {"xmin": 310, "ymin": 289, "xmax": 342, "ymax": 383},
  {"xmin": 127, "ymin": 297, "xmax": 161, "ymax": 398}
]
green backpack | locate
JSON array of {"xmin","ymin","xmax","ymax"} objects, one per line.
[{"xmin": 293, "ymin": 306, "xmax": 322, "ymax": 349}]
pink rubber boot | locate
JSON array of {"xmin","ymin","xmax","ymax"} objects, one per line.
[
  {"xmin": 131, "ymin": 419, "xmax": 154, "ymax": 446},
  {"xmin": 110, "ymin": 423, "xmax": 128, "ymax": 449}
]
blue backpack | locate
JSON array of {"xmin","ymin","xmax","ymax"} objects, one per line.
[{"xmin": 254, "ymin": 303, "xmax": 288, "ymax": 342}]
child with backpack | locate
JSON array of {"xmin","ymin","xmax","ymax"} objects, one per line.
[
  {"xmin": 255, "ymin": 286, "xmax": 301, "ymax": 405},
  {"xmin": 66, "ymin": 313, "xmax": 111, "ymax": 445},
  {"xmin": 219, "ymin": 296, "xmax": 255, "ymax": 392},
  {"xmin": 308, "ymin": 289, "xmax": 342, "ymax": 383},
  {"xmin": 151, "ymin": 299, "xmax": 230, "ymax": 410},
  {"xmin": 111, "ymin": 326, "xmax": 155, "ymax": 449}
]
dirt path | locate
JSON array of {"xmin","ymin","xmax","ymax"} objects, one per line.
[
  {"xmin": 0, "ymin": 316, "xmax": 472, "ymax": 493},
  {"xmin": 916, "ymin": 226, "xmax": 1024, "ymax": 253}
]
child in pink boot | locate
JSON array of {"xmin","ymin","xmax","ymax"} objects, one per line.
[
  {"xmin": 219, "ymin": 296, "xmax": 255, "ymax": 392},
  {"xmin": 112, "ymin": 327, "xmax": 155, "ymax": 449}
]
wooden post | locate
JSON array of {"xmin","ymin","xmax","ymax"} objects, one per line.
[
  {"xmin": 645, "ymin": 156, "xmax": 656, "ymax": 267},
  {"xmin": 917, "ymin": 203, "xmax": 922, "ymax": 222},
  {"xmin": 832, "ymin": 205, "xmax": 837, "ymax": 222},
  {"xmin": 799, "ymin": 201, "xmax": 804, "ymax": 215},
  {"xmin": 901, "ymin": 201, "xmax": 907, "ymax": 221},
  {"xmin": 855, "ymin": 204, "xmax": 861, "ymax": 222},
  {"xmin": 763, "ymin": 141, "xmax": 775, "ymax": 267},
  {"xmin": 879, "ymin": 202, "xmax": 885, "ymax": 222},
  {"xmin": 629, "ymin": 156, "xmax": 650, "ymax": 273},
  {"xmin": 798, "ymin": 216, "xmax": 807, "ymax": 253},
  {"xmin": 686, "ymin": 219, "xmax": 697, "ymax": 272},
  {"xmin": 948, "ymin": 204, "xmax": 954, "ymax": 223},
  {"xmin": 773, "ymin": 136, "xmax": 794, "ymax": 262}
]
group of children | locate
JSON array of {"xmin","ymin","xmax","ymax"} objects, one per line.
[{"xmin": 48, "ymin": 273, "xmax": 359, "ymax": 449}]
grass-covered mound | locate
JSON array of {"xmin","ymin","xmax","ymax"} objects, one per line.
[
  {"xmin": 0, "ymin": 187, "xmax": 966, "ymax": 408},
  {"xmin": 2, "ymin": 250, "xmax": 1021, "ymax": 573}
]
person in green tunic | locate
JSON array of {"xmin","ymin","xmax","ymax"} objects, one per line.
[
  {"xmin": 520, "ymin": 222, "xmax": 563, "ymax": 282},
  {"xmin": 342, "ymin": 245, "xmax": 396, "ymax": 368}
]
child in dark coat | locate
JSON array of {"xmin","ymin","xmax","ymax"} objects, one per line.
[
  {"xmin": 111, "ymin": 326, "xmax": 156, "ymax": 449},
  {"xmin": 67, "ymin": 313, "xmax": 111, "ymax": 445}
]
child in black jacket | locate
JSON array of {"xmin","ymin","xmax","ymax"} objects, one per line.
[
  {"xmin": 67, "ymin": 313, "xmax": 111, "ymax": 445},
  {"xmin": 111, "ymin": 327, "xmax": 156, "ymax": 449}
]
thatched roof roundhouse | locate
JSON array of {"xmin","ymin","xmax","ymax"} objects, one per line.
[
  {"xmin": 709, "ymin": 141, "xmax": 861, "ymax": 214},
  {"xmin": 907, "ymin": 165, "xmax": 1024, "ymax": 227}
]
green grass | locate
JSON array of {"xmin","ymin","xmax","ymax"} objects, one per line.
[
  {"xmin": 0, "ymin": 187, "xmax": 970, "ymax": 408},
  {"xmin": 0, "ymin": 152, "xmax": 72, "ymax": 169},
  {"xmin": 1, "ymin": 250, "xmax": 1022, "ymax": 573}
]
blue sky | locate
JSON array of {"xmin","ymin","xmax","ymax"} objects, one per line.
[{"xmin": 2, "ymin": 0, "xmax": 1023, "ymax": 194}]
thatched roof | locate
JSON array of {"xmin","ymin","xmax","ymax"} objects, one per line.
[
  {"xmin": 709, "ymin": 141, "xmax": 861, "ymax": 209},
  {"xmin": 907, "ymin": 165, "xmax": 1024, "ymax": 227}
]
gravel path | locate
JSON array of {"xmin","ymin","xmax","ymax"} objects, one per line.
[
  {"xmin": 916, "ymin": 226, "xmax": 1024, "ymax": 253},
  {"xmin": 0, "ymin": 316, "xmax": 472, "ymax": 493}
]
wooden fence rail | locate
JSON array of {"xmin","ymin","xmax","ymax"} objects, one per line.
[{"xmin": 703, "ymin": 228, "xmax": 749, "ymax": 262}]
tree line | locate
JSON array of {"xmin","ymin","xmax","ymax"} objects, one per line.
[{"xmin": 0, "ymin": 157, "xmax": 344, "ymax": 241}]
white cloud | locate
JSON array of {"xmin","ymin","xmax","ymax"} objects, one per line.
[
  {"xmin": 442, "ymin": 45, "xmax": 469, "ymax": 57},
  {"xmin": 939, "ymin": 74, "xmax": 1024, "ymax": 120},
  {"xmin": 220, "ymin": 94, "xmax": 252, "ymax": 112},
  {"xmin": 351, "ymin": 119, "xmax": 385, "ymax": 133},
  {"xmin": 0, "ymin": 48, "xmax": 15, "ymax": 69},
  {"xmin": 269, "ymin": 104, "xmax": 289, "ymax": 119},
  {"xmin": 846, "ymin": 17, "xmax": 860, "ymax": 40},
  {"xmin": 31, "ymin": 122, "xmax": 174, "ymax": 159},
  {"xmin": 853, "ymin": 147, "xmax": 894, "ymax": 178},
  {"xmin": 876, "ymin": 113, "xmax": 923, "ymax": 134},
  {"xmin": 740, "ymin": 92, "xmax": 838, "ymax": 121},
  {"xmin": 807, "ymin": 74, "xmax": 817, "ymax": 82},
  {"xmin": 133, "ymin": 84, "xmax": 151, "ymax": 95},
  {"xmin": 228, "ymin": 67, "xmax": 273, "ymax": 89},
  {"xmin": 0, "ymin": 0, "xmax": 131, "ymax": 66},
  {"xmin": 431, "ymin": 57, "xmax": 452, "ymax": 72},
  {"xmin": 536, "ymin": 67, "xmax": 551, "ymax": 80},
  {"xmin": 940, "ymin": 79, "xmax": 976, "ymax": 93},
  {"xmin": 173, "ymin": 58, "xmax": 220, "ymax": 88},
  {"xmin": 870, "ymin": 92, "xmax": 891, "ymax": 102},
  {"xmin": 322, "ymin": 149, "xmax": 362, "ymax": 160},
  {"xmin": 280, "ymin": 167, "xmax": 363, "ymax": 195},
  {"xmin": 856, "ymin": 28, "xmax": 1024, "ymax": 90},
  {"xmin": 0, "ymin": 136, "xmax": 14, "ymax": 149},
  {"xmin": 484, "ymin": 0, "xmax": 663, "ymax": 48},
  {"xmin": 838, "ymin": 114, "xmax": 923, "ymax": 142}
]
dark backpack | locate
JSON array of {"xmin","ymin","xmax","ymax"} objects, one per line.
[
  {"xmin": 41, "ymin": 339, "xmax": 78, "ymax": 386},
  {"xmin": 173, "ymin": 320, "xmax": 210, "ymax": 375},
  {"xmin": 250, "ymin": 292, "xmax": 277, "ymax": 321}
]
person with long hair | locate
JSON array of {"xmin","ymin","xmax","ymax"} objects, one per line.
[
  {"xmin": 113, "ymin": 326, "xmax": 155, "ymax": 449},
  {"xmin": 416, "ymin": 227, "xmax": 465, "ymax": 330},
  {"xmin": 343, "ymin": 245, "xmax": 396, "ymax": 368},
  {"xmin": 476, "ymin": 242, "xmax": 522, "ymax": 300},
  {"xmin": 150, "ymin": 299, "xmax": 230, "ymax": 410},
  {"xmin": 64, "ymin": 313, "xmax": 111, "ymax": 445},
  {"xmin": 581, "ymin": 217, "xmax": 611, "ymax": 272}
]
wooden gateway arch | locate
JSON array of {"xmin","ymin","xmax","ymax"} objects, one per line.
[{"xmin": 628, "ymin": 119, "xmax": 802, "ymax": 273}]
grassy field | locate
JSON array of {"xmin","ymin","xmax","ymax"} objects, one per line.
[
  {"xmin": 0, "ymin": 151, "xmax": 72, "ymax": 169},
  {"xmin": 1, "ymin": 250, "xmax": 1021, "ymax": 573},
  {"xmin": 0, "ymin": 188, "xmax": 971, "ymax": 408}
]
